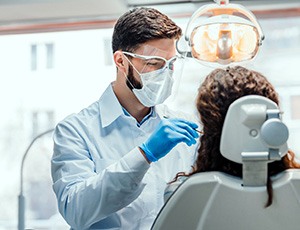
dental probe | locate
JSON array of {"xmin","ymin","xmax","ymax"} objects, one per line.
[{"xmin": 163, "ymin": 116, "xmax": 203, "ymax": 134}]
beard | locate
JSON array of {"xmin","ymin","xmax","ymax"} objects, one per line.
[{"xmin": 126, "ymin": 65, "xmax": 142, "ymax": 90}]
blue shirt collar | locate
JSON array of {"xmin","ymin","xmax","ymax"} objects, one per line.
[{"xmin": 122, "ymin": 107, "xmax": 155, "ymax": 127}]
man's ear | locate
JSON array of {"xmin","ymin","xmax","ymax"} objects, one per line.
[{"xmin": 113, "ymin": 51, "xmax": 127, "ymax": 73}]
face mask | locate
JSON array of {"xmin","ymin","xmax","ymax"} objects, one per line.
[
  {"xmin": 123, "ymin": 53, "xmax": 175, "ymax": 107},
  {"xmin": 132, "ymin": 67, "xmax": 174, "ymax": 107}
]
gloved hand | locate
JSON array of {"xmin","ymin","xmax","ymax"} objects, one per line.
[{"xmin": 140, "ymin": 118, "xmax": 199, "ymax": 162}]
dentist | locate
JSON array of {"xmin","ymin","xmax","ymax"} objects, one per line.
[{"xmin": 51, "ymin": 7, "xmax": 199, "ymax": 230}]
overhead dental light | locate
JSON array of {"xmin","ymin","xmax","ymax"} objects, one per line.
[{"xmin": 177, "ymin": 0, "xmax": 264, "ymax": 65}]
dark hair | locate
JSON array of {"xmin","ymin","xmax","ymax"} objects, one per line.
[
  {"xmin": 195, "ymin": 66, "xmax": 280, "ymax": 177},
  {"xmin": 174, "ymin": 66, "xmax": 300, "ymax": 207},
  {"xmin": 112, "ymin": 7, "xmax": 182, "ymax": 53}
]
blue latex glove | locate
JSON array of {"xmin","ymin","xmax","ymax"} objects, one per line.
[{"xmin": 140, "ymin": 118, "xmax": 199, "ymax": 162}]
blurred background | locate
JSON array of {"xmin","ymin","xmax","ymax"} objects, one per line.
[{"xmin": 0, "ymin": 0, "xmax": 299, "ymax": 229}]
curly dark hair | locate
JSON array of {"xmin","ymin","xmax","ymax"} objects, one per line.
[
  {"xmin": 174, "ymin": 66, "xmax": 300, "ymax": 207},
  {"xmin": 112, "ymin": 7, "xmax": 182, "ymax": 53}
]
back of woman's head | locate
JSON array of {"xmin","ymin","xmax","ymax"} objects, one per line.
[
  {"xmin": 194, "ymin": 66, "xmax": 279, "ymax": 176},
  {"xmin": 197, "ymin": 66, "xmax": 279, "ymax": 134},
  {"xmin": 187, "ymin": 65, "xmax": 299, "ymax": 207}
]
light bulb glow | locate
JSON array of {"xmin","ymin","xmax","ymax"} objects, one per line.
[
  {"xmin": 217, "ymin": 30, "xmax": 232, "ymax": 60},
  {"xmin": 190, "ymin": 22, "xmax": 259, "ymax": 64}
]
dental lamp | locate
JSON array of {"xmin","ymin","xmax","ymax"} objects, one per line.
[
  {"xmin": 18, "ymin": 128, "xmax": 54, "ymax": 230},
  {"xmin": 177, "ymin": 0, "xmax": 264, "ymax": 65}
]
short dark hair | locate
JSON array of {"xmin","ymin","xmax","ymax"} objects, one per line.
[{"xmin": 112, "ymin": 7, "xmax": 182, "ymax": 53}]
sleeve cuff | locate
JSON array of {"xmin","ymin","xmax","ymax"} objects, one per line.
[{"xmin": 120, "ymin": 147, "xmax": 151, "ymax": 184}]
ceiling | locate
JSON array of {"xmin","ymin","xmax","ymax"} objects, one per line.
[{"xmin": 0, "ymin": 0, "xmax": 299, "ymax": 34}]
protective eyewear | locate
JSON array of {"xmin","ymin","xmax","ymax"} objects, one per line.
[
  {"xmin": 123, "ymin": 51, "xmax": 179, "ymax": 73},
  {"xmin": 177, "ymin": 0, "xmax": 264, "ymax": 65}
]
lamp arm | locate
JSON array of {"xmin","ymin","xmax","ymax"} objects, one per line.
[{"xmin": 18, "ymin": 128, "xmax": 54, "ymax": 230}]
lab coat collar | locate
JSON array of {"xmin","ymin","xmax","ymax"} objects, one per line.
[
  {"xmin": 99, "ymin": 83, "xmax": 124, "ymax": 128},
  {"xmin": 99, "ymin": 83, "xmax": 182, "ymax": 128}
]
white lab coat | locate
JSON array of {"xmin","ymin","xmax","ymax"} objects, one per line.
[{"xmin": 51, "ymin": 83, "xmax": 198, "ymax": 229}]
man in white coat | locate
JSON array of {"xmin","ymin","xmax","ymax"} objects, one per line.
[{"xmin": 51, "ymin": 7, "xmax": 199, "ymax": 230}]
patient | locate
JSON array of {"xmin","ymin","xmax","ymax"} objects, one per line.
[{"xmin": 169, "ymin": 65, "xmax": 300, "ymax": 207}]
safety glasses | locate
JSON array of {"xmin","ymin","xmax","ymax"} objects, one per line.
[{"xmin": 123, "ymin": 51, "xmax": 179, "ymax": 73}]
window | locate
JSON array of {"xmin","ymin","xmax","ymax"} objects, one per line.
[
  {"xmin": 103, "ymin": 38, "xmax": 113, "ymax": 66},
  {"xmin": 45, "ymin": 43, "xmax": 54, "ymax": 69},
  {"xmin": 291, "ymin": 95, "xmax": 300, "ymax": 120},
  {"xmin": 30, "ymin": 43, "xmax": 55, "ymax": 71},
  {"xmin": 31, "ymin": 44, "xmax": 37, "ymax": 71},
  {"xmin": 31, "ymin": 110, "xmax": 55, "ymax": 138}
]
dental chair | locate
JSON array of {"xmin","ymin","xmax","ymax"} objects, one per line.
[{"xmin": 151, "ymin": 95, "xmax": 300, "ymax": 230}]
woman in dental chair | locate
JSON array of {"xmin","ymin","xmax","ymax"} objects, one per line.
[{"xmin": 166, "ymin": 65, "xmax": 300, "ymax": 208}]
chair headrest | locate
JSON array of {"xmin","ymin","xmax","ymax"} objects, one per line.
[{"xmin": 220, "ymin": 95, "xmax": 289, "ymax": 164}]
